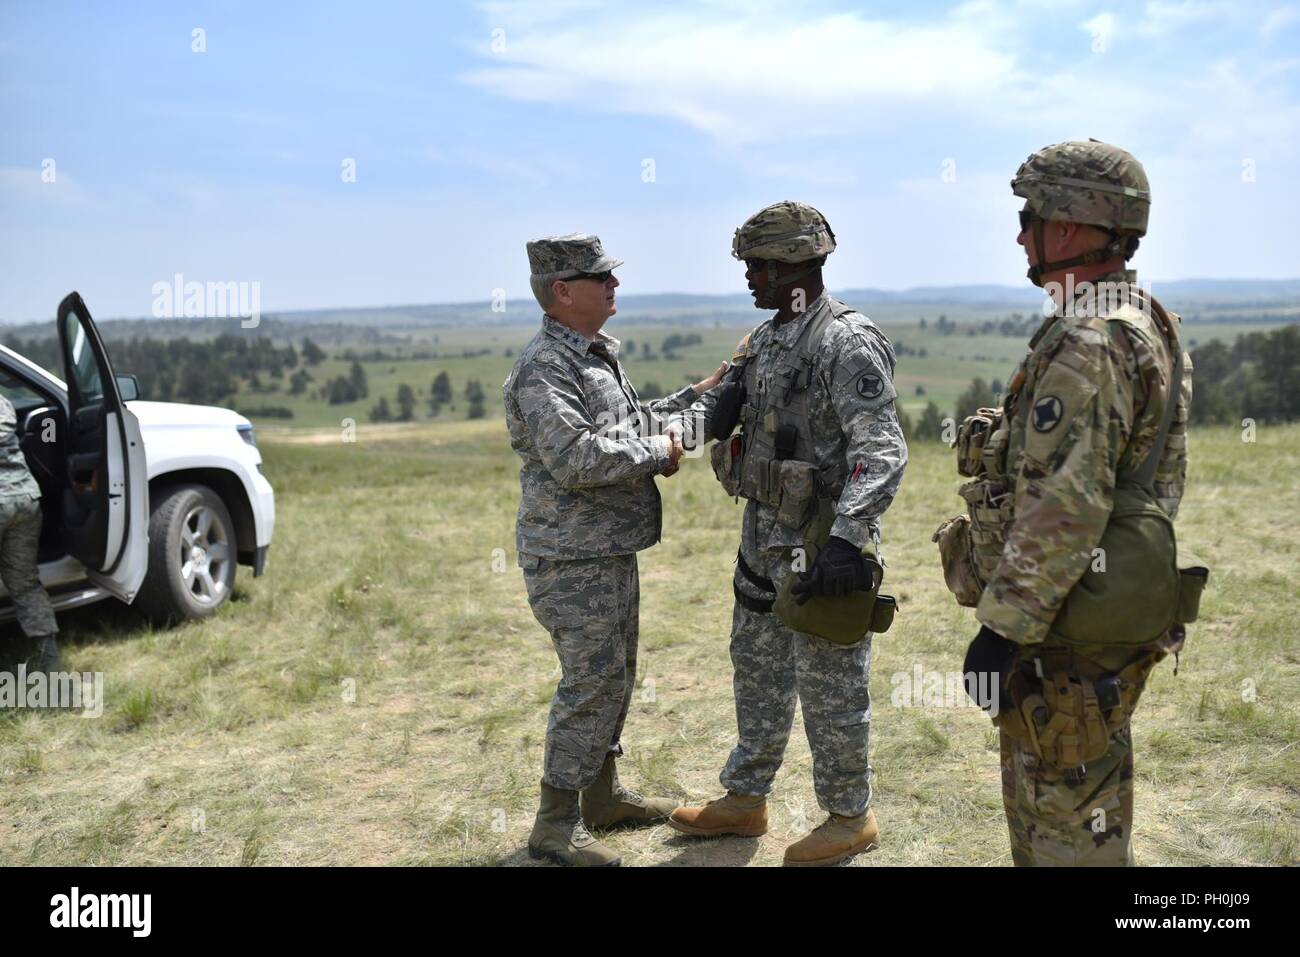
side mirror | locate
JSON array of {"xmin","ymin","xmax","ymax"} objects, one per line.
[{"xmin": 116, "ymin": 374, "xmax": 140, "ymax": 402}]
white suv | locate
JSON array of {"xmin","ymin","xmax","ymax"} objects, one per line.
[{"xmin": 0, "ymin": 292, "xmax": 275, "ymax": 625}]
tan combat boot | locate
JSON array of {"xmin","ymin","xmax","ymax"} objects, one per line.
[
  {"xmin": 783, "ymin": 809, "xmax": 879, "ymax": 866},
  {"xmin": 581, "ymin": 754, "xmax": 679, "ymax": 829},
  {"xmin": 667, "ymin": 791, "xmax": 768, "ymax": 838},
  {"xmin": 528, "ymin": 782, "xmax": 622, "ymax": 867}
]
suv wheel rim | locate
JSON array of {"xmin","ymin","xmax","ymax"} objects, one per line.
[{"xmin": 179, "ymin": 504, "xmax": 230, "ymax": 606}]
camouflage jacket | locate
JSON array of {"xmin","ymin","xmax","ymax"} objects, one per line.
[
  {"xmin": 504, "ymin": 314, "xmax": 698, "ymax": 561},
  {"xmin": 977, "ymin": 270, "xmax": 1193, "ymax": 645},
  {"xmin": 0, "ymin": 396, "xmax": 40, "ymax": 501},
  {"xmin": 674, "ymin": 292, "xmax": 908, "ymax": 550}
]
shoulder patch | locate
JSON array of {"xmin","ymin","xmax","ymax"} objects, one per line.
[
  {"xmin": 1031, "ymin": 395, "xmax": 1063, "ymax": 433},
  {"xmin": 732, "ymin": 333, "xmax": 751, "ymax": 361},
  {"xmin": 856, "ymin": 372, "xmax": 885, "ymax": 399}
]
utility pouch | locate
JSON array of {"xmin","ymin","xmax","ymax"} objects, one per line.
[
  {"xmin": 710, "ymin": 434, "xmax": 742, "ymax": 497},
  {"xmin": 955, "ymin": 407, "xmax": 1001, "ymax": 478},
  {"xmin": 1175, "ymin": 552, "xmax": 1209, "ymax": 625},
  {"xmin": 959, "ymin": 478, "xmax": 1014, "ymax": 585},
  {"xmin": 1034, "ymin": 670, "xmax": 1111, "ymax": 769},
  {"xmin": 775, "ymin": 460, "xmax": 818, "ymax": 530},
  {"xmin": 868, "ymin": 594, "xmax": 896, "ymax": 633},
  {"xmin": 932, "ymin": 514, "xmax": 984, "ymax": 608}
]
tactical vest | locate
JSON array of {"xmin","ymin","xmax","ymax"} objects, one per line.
[
  {"xmin": 710, "ymin": 301, "xmax": 850, "ymax": 533},
  {"xmin": 937, "ymin": 292, "xmax": 1208, "ymax": 646}
]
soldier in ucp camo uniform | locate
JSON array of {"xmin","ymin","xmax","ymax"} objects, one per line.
[
  {"xmin": 504, "ymin": 234, "xmax": 726, "ymax": 867},
  {"xmin": 666, "ymin": 202, "xmax": 908, "ymax": 866},
  {"xmin": 0, "ymin": 395, "xmax": 61, "ymax": 674},
  {"xmin": 935, "ymin": 140, "xmax": 1194, "ymax": 865}
]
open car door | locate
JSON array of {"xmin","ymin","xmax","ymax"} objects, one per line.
[{"xmin": 56, "ymin": 292, "xmax": 148, "ymax": 603}]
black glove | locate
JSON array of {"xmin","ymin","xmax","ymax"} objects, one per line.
[
  {"xmin": 963, "ymin": 625, "xmax": 1017, "ymax": 712},
  {"xmin": 791, "ymin": 536, "xmax": 875, "ymax": 606}
]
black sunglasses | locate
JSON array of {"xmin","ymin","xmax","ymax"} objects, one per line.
[
  {"xmin": 744, "ymin": 258, "xmax": 768, "ymax": 272},
  {"xmin": 563, "ymin": 270, "xmax": 614, "ymax": 283},
  {"xmin": 1019, "ymin": 209, "xmax": 1040, "ymax": 231}
]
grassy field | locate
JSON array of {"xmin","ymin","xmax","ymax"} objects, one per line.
[
  {"xmin": 1, "ymin": 418, "xmax": 1296, "ymax": 866},
  {"xmin": 243, "ymin": 317, "xmax": 1278, "ymax": 430}
]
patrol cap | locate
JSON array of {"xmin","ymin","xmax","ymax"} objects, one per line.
[{"xmin": 526, "ymin": 233, "xmax": 623, "ymax": 278}]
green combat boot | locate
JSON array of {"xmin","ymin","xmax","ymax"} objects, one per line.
[
  {"xmin": 528, "ymin": 782, "xmax": 621, "ymax": 867},
  {"xmin": 581, "ymin": 753, "xmax": 679, "ymax": 829}
]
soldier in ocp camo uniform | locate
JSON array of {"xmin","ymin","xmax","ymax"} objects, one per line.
[
  {"xmin": 0, "ymin": 394, "xmax": 60, "ymax": 674},
  {"xmin": 666, "ymin": 202, "xmax": 908, "ymax": 866},
  {"xmin": 936, "ymin": 140, "xmax": 1193, "ymax": 865},
  {"xmin": 505, "ymin": 234, "xmax": 727, "ymax": 867}
]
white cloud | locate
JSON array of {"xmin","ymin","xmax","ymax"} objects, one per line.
[
  {"xmin": 0, "ymin": 165, "xmax": 87, "ymax": 207},
  {"xmin": 462, "ymin": 6, "xmax": 1020, "ymax": 144},
  {"xmin": 1261, "ymin": 4, "xmax": 1300, "ymax": 38},
  {"xmin": 1079, "ymin": 11, "xmax": 1117, "ymax": 52}
]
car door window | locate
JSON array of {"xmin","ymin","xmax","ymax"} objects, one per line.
[
  {"xmin": 63, "ymin": 315, "xmax": 104, "ymax": 404},
  {"xmin": 0, "ymin": 370, "xmax": 48, "ymax": 411}
]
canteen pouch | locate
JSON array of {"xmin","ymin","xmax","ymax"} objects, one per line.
[
  {"xmin": 775, "ymin": 459, "xmax": 818, "ymax": 530},
  {"xmin": 710, "ymin": 434, "xmax": 742, "ymax": 497},
  {"xmin": 932, "ymin": 514, "xmax": 984, "ymax": 608}
]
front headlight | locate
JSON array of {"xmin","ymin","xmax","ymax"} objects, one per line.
[{"xmin": 238, "ymin": 424, "xmax": 258, "ymax": 447}]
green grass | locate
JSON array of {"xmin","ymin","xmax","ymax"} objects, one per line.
[
  {"xmin": 0, "ymin": 417, "xmax": 1295, "ymax": 866},
  {"xmin": 237, "ymin": 318, "xmax": 1280, "ymax": 430}
]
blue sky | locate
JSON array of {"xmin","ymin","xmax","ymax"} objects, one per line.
[{"xmin": 1, "ymin": 0, "xmax": 1297, "ymax": 321}]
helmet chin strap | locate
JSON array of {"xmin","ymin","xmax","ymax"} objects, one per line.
[
  {"xmin": 756, "ymin": 259, "xmax": 823, "ymax": 309},
  {"xmin": 1027, "ymin": 220, "xmax": 1140, "ymax": 286}
]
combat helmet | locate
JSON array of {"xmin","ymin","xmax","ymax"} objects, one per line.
[
  {"xmin": 1011, "ymin": 139, "xmax": 1150, "ymax": 285},
  {"xmin": 732, "ymin": 201, "xmax": 836, "ymax": 307}
]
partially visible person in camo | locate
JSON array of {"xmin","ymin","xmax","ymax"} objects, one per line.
[
  {"xmin": 503, "ymin": 233, "xmax": 727, "ymax": 867},
  {"xmin": 0, "ymin": 393, "xmax": 61, "ymax": 675}
]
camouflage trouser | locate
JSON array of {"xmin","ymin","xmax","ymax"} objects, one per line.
[
  {"xmin": 721, "ymin": 532, "xmax": 873, "ymax": 817},
  {"xmin": 999, "ymin": 721, "xmax": 1136, "ymax": 866},
  {"xmin": 0, "ymin": 495, "xmax": 57, "ymax": 638},
  {"xmin": 522, "ymin": 552, "xmax": 639, "ymax": 792}
]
